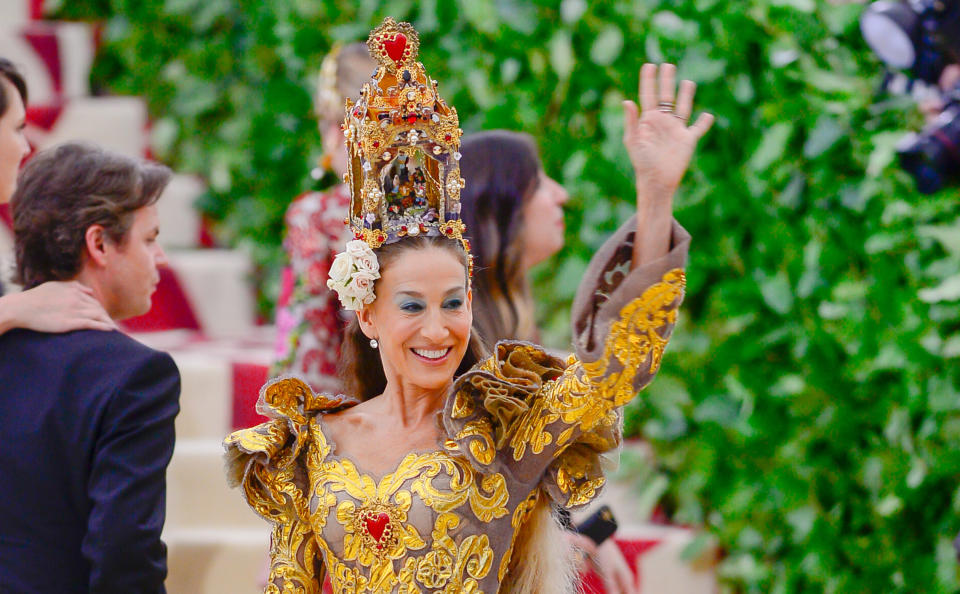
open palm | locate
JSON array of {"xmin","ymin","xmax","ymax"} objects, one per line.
[{"xmin": 623, "ymin": 63, "xmax": 714, "ymax": 200}]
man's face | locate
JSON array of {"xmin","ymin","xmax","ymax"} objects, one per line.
[
  {"xmin": 101, "ymin": 204, "xmax": 167, "ymax": 320},
  {"xmin": 0, "ymin": 78, "xmax": 30, "ymax": 204}
]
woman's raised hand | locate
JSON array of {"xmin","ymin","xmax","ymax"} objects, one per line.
[{"xmin": 622, "ymin": 63, "xmax": 714, "ymax": 201}]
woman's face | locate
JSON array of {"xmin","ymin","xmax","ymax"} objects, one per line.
[
  {"xmin": 0, "ymin": 78, "xmax": 30, "ymax": 204},
  {"xmin": 358, "ymin": 245, "xmax": 472, "ymax": 394},
  {"xmin": 520, "ymin": 170, "xmax": 569, "ymax": 270}
]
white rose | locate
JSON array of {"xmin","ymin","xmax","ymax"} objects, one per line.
[
  {"xmin": 349, "ymin": 270, "xmax": 378, "ymax": 304},
  {"xmin": 328, "ymin": 251, "xmax": 353, "ymax": 286},
  {"xmin": 345, "ymin": 240, "xmax": 380, "ymax": 275},
  {"xmin": 344, "ymin": 239, "xmax": 370, "ymax": 259},
  {"xmin": 354, "ymin": 252, "xmax": 380, "ymax": 276}
]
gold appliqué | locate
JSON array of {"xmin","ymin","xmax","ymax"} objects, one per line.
[{"xmin": 306, "ymin": 430, "xmax": 507, "ymax": 592}]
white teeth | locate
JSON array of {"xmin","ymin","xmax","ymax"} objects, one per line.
[{"xmin": 413, "ymin": 348, "xmax": 448, "ymax": 360}]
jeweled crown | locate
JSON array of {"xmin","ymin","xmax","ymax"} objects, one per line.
[{"xmin": 342, "ymin": 18, "xmax": 468, "ymax": 253}]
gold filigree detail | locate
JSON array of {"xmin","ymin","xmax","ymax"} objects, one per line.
[
  {"xmin": 303, "ymin": 429, "xmax": 507, "ymax": 592},
  {"xmin": 497, "ymin": 490, "xmax": 539, "ymax": 580},
  {"xmin": 548, "ymin": 269, "xmax": 686, "ymax": 441},
  {"xmin": 265, "ymin": 519, "xmax": 324, "ymax": 594}
]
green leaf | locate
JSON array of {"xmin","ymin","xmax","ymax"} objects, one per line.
[
  {"xmin": 803, "ymin": 115, "xmax": 844, "ymax": 159},
  {"xmin": 919, "ymin": 276, "xmax": 960, "ymax": 303},
  {"xmin": 759, "ymin": 270, "xmax": 795, "ymax": 315},
  {"xmin": 747, "ymin": 122, "xmax": 793, "ymax": 172},
  {"xmin": 590, "ymin": 25, "xmax": 624, "ymax": 66},
  {"xmin": 548, "ymin": 30, "xmax": 575, "ymax": 79}
]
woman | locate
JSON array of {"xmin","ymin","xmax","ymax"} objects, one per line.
[
  {"xmin": 273, "ymin": 43, "xmax": 376, "ymax": 394},
  {"xmin": 459, "ymin": 130, "xmax": 567, "ymax": 345},
  {"xmin": 459, "ymin": 131, "xmax": 640, "ymax": 593},
  {"xmin": 226, "ymin": 18, "xmax": 712, "ymax": 593},
  {"xmin": 0, "ymin": 57, "xmax": 114, "ymax": 335}
]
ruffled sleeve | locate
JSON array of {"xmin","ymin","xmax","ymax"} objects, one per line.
[
  {"xmin": 444, "ymin": 216, "xmax": 689, "ymax": 509},
  {"xmin": 224, "ymin": 376, "xmax": 357, "ymax": 593}
]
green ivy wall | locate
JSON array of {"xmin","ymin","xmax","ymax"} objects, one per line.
[{"xmin": 51, "ymin": 0, "xmax": 960, "ymax": 591}]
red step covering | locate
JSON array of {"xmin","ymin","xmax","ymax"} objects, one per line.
[
  {"xmin": 30, "ymin": 0, "xmax": 45, "ymax": 19},
  {"xmin": 232, "ymin": 362, "xmax": 270, "ymax": 429}
]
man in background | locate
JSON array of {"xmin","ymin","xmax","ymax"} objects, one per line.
[{"xmin": 0, "ymin": 142, "xmax": 180, "ymax": 593}]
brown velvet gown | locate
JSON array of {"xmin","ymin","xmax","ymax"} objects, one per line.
[{"xmin": 224, "ymin": 218, "xmax": 690, "ymax": 593}]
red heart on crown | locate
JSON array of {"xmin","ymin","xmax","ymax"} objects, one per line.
[
  {"xmin": 383, "ymin": 34, "xmax": 407, "ymax": 65},
  {"xmin": 364, "ymin": 512, "xmax": 391, "ymax": 543}
]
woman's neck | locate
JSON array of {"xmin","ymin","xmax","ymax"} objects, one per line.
[{"xmin": 376, "ymin": 379, "xmax": 450, "ymax": 428}]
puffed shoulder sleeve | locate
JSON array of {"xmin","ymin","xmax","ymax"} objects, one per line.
[
  {"xmin": 224, "ymin": 377, "xmax": 317, "ymax": 523},
  {"xmin": 443, "ymin": 216, "xmax": 688, "ymax": 509},
  {"xmin": 224, "ymin": 377, "xmax": 349, "ymax": 592}
]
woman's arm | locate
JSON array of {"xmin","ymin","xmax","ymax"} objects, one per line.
[
  {"xmin": 0, "ymin": 281, "xmax": 115, "ymax": 335},
  {"xmin": 622, "ymin": 63, "xmax": 714, "ymax": 268}
]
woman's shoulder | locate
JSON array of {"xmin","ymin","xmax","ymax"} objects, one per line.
[
  {"xmin": 224, "ymin": 376, "xmax": 359, "ymax": 469},
  {"xmin": 441, "ymin": 341, "xmax": 570, "ymax": 464},
  {"xmin": 256, "ymin": 375, "xmax": 360, "ymax": 422}
]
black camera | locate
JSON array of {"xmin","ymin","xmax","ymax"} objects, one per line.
[
  {"xmin": 896, "ymin": 85, "xmax": 960, "ymax": 193},
  {"xmin": 861, "ymin": 0, "xmax": 960, "ymax": 84},
  {"xmin": 861, "ymin": 1, "xmax": 960, "ymax": 193}
]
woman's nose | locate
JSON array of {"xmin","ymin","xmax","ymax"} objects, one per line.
[{"xmin": 420, "ymin": 309, "xmax": 450, "ymax": 342}]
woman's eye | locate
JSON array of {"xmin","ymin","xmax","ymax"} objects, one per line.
[
  {"xmin": 444, "ymin": 298, "xmax": 464, "ymax": 309},
  {"xmin": 400, "ymin": 302, "xmax": 424, "ymax": 313}
]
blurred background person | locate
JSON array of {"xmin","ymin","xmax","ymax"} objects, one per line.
[
  {"xmin": 0, "ymin": 57, "xmax": 114, "ymax": 335},
  {"xmin": 271, "ymin": 42, "xmax": 376, "ymax": 393}
]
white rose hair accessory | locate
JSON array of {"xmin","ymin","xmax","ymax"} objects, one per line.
[{"xmin": 326, "ymin": 240, "xmax": 381, "ymax": 311}]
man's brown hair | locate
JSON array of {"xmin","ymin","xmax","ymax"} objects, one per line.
[{"xmin": 12, "ymin": 142, "xmax": 171, "ymax": 289}]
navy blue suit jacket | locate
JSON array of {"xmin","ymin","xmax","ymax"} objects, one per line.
[{"xmin": 0, "ymin": 329, "xmax": 180, "ymax": 593}]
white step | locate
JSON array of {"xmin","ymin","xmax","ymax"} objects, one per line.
[
  {"xmin": 167, "ymin": 347, "xmax": 234, "ymax": 440},
  {"xmin": 27, "ymin": 96, "xmax": 148, "ymax": 158},
  {"xmin": 623, "ymin": 524, "xmax": 718, "ymax": 594},
  {"xmin": 0, "ymin": 22, "xmax": 96, "ymax": 104},
  {"xmin": 166, "ymin": 439, "xmax": 263, "ymax": 530},
  {"xmin": 164, "ymin": 249, "xmax": 257, "ymax": 339},
  {"xmin": 163, "ymin": 527, "xmax": 270, "ymax": 594},
  {"xmin": 158, "ymin": 174, "xmax": 204, "ymax": 249},
  {"xmin": 0, "ymin": 2, "xmax": 30, "ymax": 25}
]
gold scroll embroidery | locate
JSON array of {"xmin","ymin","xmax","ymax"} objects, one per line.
[
  {"xmin": 266, "ymin": 519, "xmax": 324, "ymax": 594},
  {"xmin": 305, "ymin": 430, "xmax": 507, "ymax": 593}
]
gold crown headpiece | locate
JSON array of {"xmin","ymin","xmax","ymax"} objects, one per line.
[{"xmin": 342, "ymin": 18, "xmax": 469, "ymax": 260}]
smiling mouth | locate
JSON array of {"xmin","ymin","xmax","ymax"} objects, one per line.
[{"xmin": 411, "ymin": 347, "xmax": 452, "ymax": 362}]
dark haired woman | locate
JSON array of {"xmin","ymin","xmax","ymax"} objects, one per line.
[
  {"xmin": 459, "ymin": 130, "xmax": 568, "ymax": 346},
  {"xmin": 0, "ymin": 57, "xmax": 114, "ymax": 335},
  {"xmin": 225, "ymin": 18, "xmax": 713, "ymax": 594}
]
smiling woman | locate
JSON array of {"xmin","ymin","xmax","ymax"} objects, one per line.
[
  {"xmin": 224, "ymin": 17, "xmax": 710, "ymax": 594},
  {"xmin": 339, "ymin": 235, "xmax": 487, "ymax": 402}
]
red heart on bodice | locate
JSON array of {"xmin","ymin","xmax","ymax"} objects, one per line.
[
  {"xmin": 383, "ymin": 34, "xmax": 407, "ymax": 65},
  {"xmin": 364, "ymin": 512, "xmax": 391, "ymax": 543}
]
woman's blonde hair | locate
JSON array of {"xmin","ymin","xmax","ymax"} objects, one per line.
[
  {"xmin": 501, "ymin": 491, "xmax": 577, "ymax": 593},
  {"xmin": 315, "ymin": 42, "xmax": 376, "ymax": 124}
]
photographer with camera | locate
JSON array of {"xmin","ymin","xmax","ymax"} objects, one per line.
[{"xmin": 860, "ymin": 0, "xmax": 960, "ymax": 193}]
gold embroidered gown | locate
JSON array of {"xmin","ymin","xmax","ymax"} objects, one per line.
[{"xmin": 224, "ymin": 218, "xmax": 690, "ymax": 593}]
